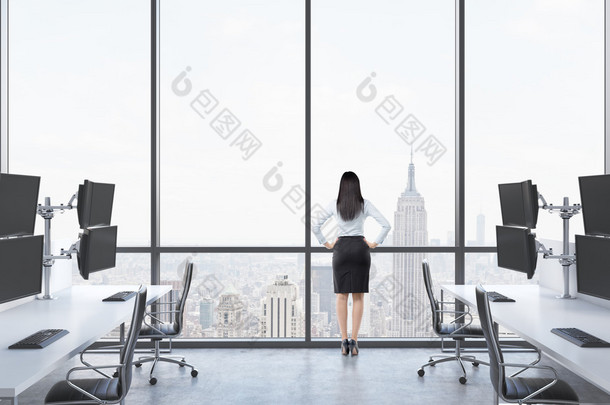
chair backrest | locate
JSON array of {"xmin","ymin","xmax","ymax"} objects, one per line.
[
  {"xmin": 174, "ymin": 259, "xmax": 194, "ymax": 332},
  {"xmin": 118, "ymin": 285, "xmax": 147, "ymax": 398},
  {"xmin": 475, "ymin": 284, "xmax": 505, "ymax": 396},
  {"xmin": 422, "ymin": 260, "xmax": 441, "ymax": 333}
]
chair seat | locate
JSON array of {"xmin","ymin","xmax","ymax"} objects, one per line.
[
  {"xmin": 139, "ymin": 322, "xmax": 179, "ymax": 339},
  {"xmin": 439, "ymin": 322, "xmax": 484, "ymax": 337},
  {"xmin": 504, "ymin": 377, "xmax": 579, "ymax": 402},
  {"xmin": 45, "ymin": 378, "xmax": 121, "ymax": 403}
]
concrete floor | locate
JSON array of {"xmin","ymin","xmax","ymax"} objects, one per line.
[{"xmin": 15, "ymin": 348, "xmax": 610, "ymax": 404}]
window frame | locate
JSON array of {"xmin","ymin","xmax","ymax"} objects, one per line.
[{"xmin": 0, "ymin": 0, "xmax": 605, "ymax": 347}]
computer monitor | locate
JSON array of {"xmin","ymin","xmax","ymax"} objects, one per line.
[
  {"xmin": 77, "ymin": 225, "xmax": 118, "ymax": 280},
  {"xmin": 0, "ymin": 173, "xmax": 41, "ymax": 237},
  {"xmin": 575, "ymin": 234, "xmax": 610, "ymax": 300},
  {"xmin": 496, "ymin": 225, "xmax": 538, "ymax": 279},
  {"xmin": 498, "ymin": 180, "xmax": 539, "ymax": 229},
  {"xmin": 0, "ymin": 235, "xmax": 44, "ymax": 304},
  {"xmin": 77, "ymin": 180, "xmax": 115, "ymax": 229},
  {"xmin": 579, "ymin": 174, "xmax": 610, "ymax": 237}
]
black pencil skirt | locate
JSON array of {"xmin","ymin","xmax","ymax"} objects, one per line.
[{"xmin": 332, "ymin": 236, "xmax": 371, "ymax": 293}]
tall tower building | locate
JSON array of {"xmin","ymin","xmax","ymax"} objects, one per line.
[
  {"xmin": 199, "ymin": 298, "xmax": 215, "ymax": 330},
  {"xmin": 311, "ymin": 266, "xmax": 334, "ymax": 324},
  {"xmin": 216, "ymin": 285, "xmax": 244, "ymax": 338},
  {"xmin": 260, "ymin": 275, "xmax": 304, "ymax": 338},
  {"xmin": 392, "ymin": 154, "xmax": 429, "ymax": 337}
]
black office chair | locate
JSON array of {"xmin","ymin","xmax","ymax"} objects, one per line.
[
  {"xmin": 135, "ymin": 258, "xmax": 198, "ymax": 385},
  {"xmin": 45, "ymin": 285, "xmax": 147, "ymax": 405},
  {"xmin": 417, "ymin": 260, "xmax": 489, "ymax": 384},
  {"xmin": 475, "ymin": 285, "xmax": 579, "ymax": 404}
]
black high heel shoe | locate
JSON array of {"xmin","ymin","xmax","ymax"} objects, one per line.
[
  {"xmin": 341, "ymin": 339, "xmax": 350, "ymax": 356},
  {"xmin": 349, "ymin": 339, "xmax": 359, "ymax": 356}
]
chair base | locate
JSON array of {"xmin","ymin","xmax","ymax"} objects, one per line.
[
  {"xmin": 417, "ymin": 340, "xmax": 489, "ymax": 384},
  {"xmin": 135, "ymin": 340, "xmax": 198, "ymax": 385}
]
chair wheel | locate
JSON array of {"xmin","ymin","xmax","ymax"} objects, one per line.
[
  {"xmin": 135, "ymin": 363, "xmax": 142, "ymax": 368},
  {"xmin": 179, "ymin": 361, "xmax": 185, "ymax": 368},
  {"xmin": 417, "ymin": 368, "xmax": 425, "ymax": 377},
  {"xmin": 149, "ymin": 377, "xmax": 157, "ymax": 385},
  {"xmin": 459, "ymin": 376, "xmax": 467, "ymax": 384},
  {"xmin": 113, "ymin": 371, "xmax": 119, "ymax": 378},
  {"xmin": 191, "ymin": 369, "xmax": 199, "ymax": 377},
  {"xmin": 472, "ymin": 362, "xmax": 479, "ymax": 367}
]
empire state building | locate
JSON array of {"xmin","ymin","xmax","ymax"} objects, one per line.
[{"xmin": 392, "ymin": 155, "xmax": 429, "ymax": 337}]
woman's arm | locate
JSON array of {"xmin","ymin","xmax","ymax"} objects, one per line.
[
  {"xmin": 312, "ymin": 201, "xmax": 335, "ymax": 248},
  {"xmin": 365, "ymin": 200, "xmax": 391, "ymax": 248}
]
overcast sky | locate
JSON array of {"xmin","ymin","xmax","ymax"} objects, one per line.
[{"xmin": 7, "ymin": 0, "xmax": 604, "ymax": 247}]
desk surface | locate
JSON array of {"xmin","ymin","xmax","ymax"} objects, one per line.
[
  {"xmin": 442, "ymin": 284, "xmax": 610, "ymax": 395},
  {"xmin": 0, "ymin": 284, "xmax": 170, "ymax": 399}
]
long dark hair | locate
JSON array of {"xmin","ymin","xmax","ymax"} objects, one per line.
[{"xmin": 336, "ymin": 171, "xmax": 364, "ymax": 221}]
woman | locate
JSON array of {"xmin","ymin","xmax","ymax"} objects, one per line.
[{"xmin": 312, "ymin": 171, "xmax": 391, "ymax": 355}]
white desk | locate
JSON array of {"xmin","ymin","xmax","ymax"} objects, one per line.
[
  {"xmin": 0, "ymin": 285, "xmax": 170, "ymax": 405},
  {"xmin": 442, "ymin": 284, "xmax": 610, "ymax": 395}
]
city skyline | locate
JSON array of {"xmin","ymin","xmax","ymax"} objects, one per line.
[{"xmin": 69, "ymin": 159, "xmax": 499, "ymax": 340}]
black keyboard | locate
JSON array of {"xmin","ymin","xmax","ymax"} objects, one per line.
[
  {"xmin": 9, "ymin": 329, "xmax": 69, "ymax": 349},
  {"xmin": 551, "ymin": 328, "xmax": 610, "ymax": 348},
  {"xmin": 103, "ymin": 291, "xmax": 136, "ymax": 302},
  {"xmin": 487, "ymin": 291, "xmax": 515, "ymax": 302}
]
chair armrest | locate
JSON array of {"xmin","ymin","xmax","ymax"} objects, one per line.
[
  {"xmin": 79, "ymin": 345, "xmax": 125, "ymax": 378},
  {"xmin": 148, "ymin": 309, "xmax": 180, "ymax": 315},
  {"xmin": 145, "ymin": 312, "xmax": 165, "ymax": 324},
  {"xmin": 438, "ymin": 300, "xmax": 468, "ymax": 307},
  {"xmin": 506, "ymin": 347, "xmax": 542, "ymax": 378},
  {"xmin": 66, "ymin": 364, "xmax": 124, "ymax": 381},
  {"xmin": 143, "ymin": 322, "xmax": 168, "ymax": 336},
  {"xmin": 152, "ymin": 300, "xmax": 179, "ymax": 306},
  {"xmin": 64, "ymin": 364, "xmax": 124, "ymax": 403},
  {"xmin": 438, "ymin": 300, "xmax": 471, "ymax": 324},
  {"xmin": 498, "ymin": 362, "xmax": 559, "ymax": 402},
  {"xmin": 65, "ymin": 381, "xmax": 103, "ymax": 403},
  {"xmin": 434, "ymin": 309, "xmax": 474, "ymax": 333}
]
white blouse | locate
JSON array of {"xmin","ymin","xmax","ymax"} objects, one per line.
[{"xmin": 311, "ymin": 199, "xmax": 391, "ymax": 245}]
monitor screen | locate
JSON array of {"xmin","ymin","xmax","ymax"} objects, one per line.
[
  {"xmin": 0, "ymin": 173, "xmax": 40, "ymax": 237},
  {"xmin": 0, "ymin": 235, "xmax": 44, "ymax": 304},
  {"xmin": 498, "ymin": 180, "xmax": 539, "ymax": 229},
  {"xmin": 496, "ymin": 225, "xmax": 537, "ymax": 279},
  {"xmin": 77, "ymin": 180, "xmax": 115, "ymax": 229},
  {"xmin": 579, "ymin": 174, "xmax": 610, "ymax": 237},
  {"xmin": 575, "ymin": 235, "xmax": 610, "ymax": 300},
  {"xmin": 77, "ymin": 225, "xmax": 118, "ymax": 280}
]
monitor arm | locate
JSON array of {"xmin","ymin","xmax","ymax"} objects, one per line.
[
  {"xmin": 37, "ymin": 192, "xmax": 78, "ymax": 219},
  {"xmin": 536, "ymin": 192, "xmax": 581, "ymax": 299},
  {"xmin": 37, "ymin": 192, "xmax": 78, "ymax": 300},
  {"xmin": 43, "ymin": 239, "xmax": 80, "ymax": 265},
  {"xmin": 535, "ymin": 240, "xmax": 575, "ymax": 266},
  {"xmin": 538, "ymin": 192, "xmax": 582, "ymax": 219}
]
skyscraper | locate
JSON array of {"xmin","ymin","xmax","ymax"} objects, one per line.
[
  {"xmin": 260, "ymin": 275, "xmax": 304, "ymax": 338},
  {"xmin": 216, "ymin": 285, "xmax": 244, "ymax": 338},
  {"xmin": 199, "ymin": 298, "xmax": 215, "ymax": 330},
  {"xmin": 311, "ymin": 266, "xmax": 334, "ymax": 324},
  {"xmin": 392, "ymin": 154, "xmax": 429, "ymax": 337}
]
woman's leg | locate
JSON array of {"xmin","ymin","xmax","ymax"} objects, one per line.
[
  {"xmin": 351, "ymin": 293, "xmax": 364, "ymax": 341},
  {"xmin": 336, "ymin": 293, "xmax": 349, "ymax": 341}
]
